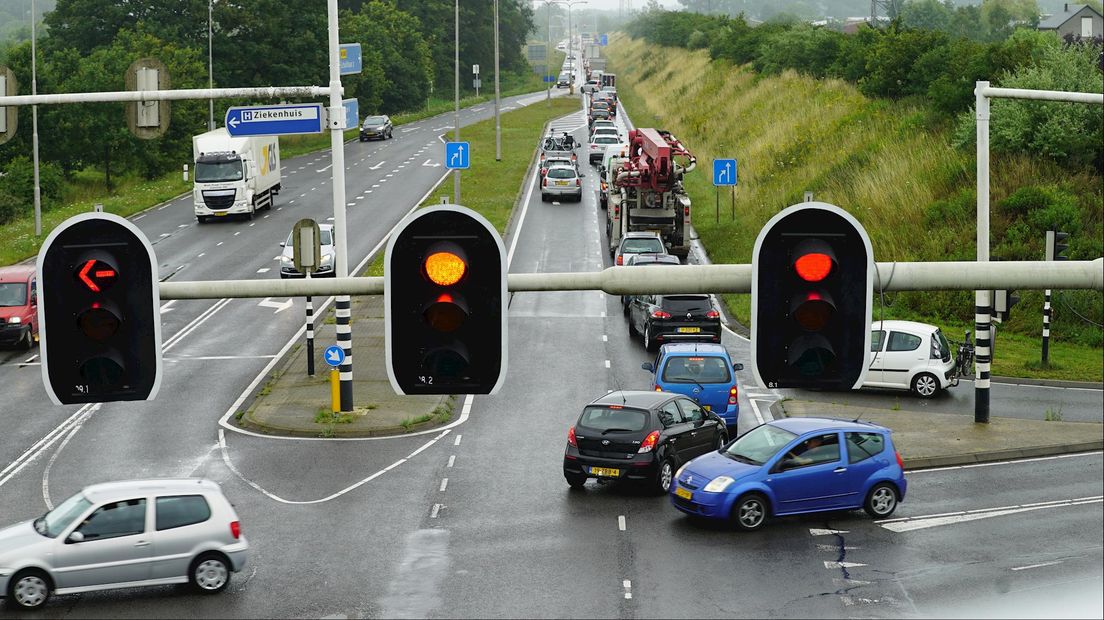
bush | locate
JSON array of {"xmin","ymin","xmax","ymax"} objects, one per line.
[
  {"xmin": 0, "ymin": 189, "xmax": 21, "ymax": 225},
  {"xmin": 0, "ymin": 156, "xmax": 65, "ymax": 208},
  {"xmin": 755, "ymin": 25, "xmax": 844, "ymax": 78}
]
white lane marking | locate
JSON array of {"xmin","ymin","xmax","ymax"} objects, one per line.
[
  {"xmin": 1011, "ymin": 560, "xmax": 1064, "ymax": 571},
  {"xmin": 749, "ymin": 399, "xmax": 768, "ymax": 425},
  {"xmin": 41, "ymin": 405, "xmax": 99, "ymax": 508},
  {"xmin": 384, "ymin": 459, "xmax": 407, "ymax": 472},
  {"xmin": 256, "ymin": 268, "xmax": 270, "ymax": 274},
  {"xmin": 447, "ymin": 455, "xmax": 455, "ymax": 468},
  {"xmin": 618, "ymin": 515, "xmax": 626, "ymax": 531},
  {"xmin": 162, "ymin": 298, "xmax": 234, "ymax": 352},
  {"xmin": 134, "ymin": 214, "xmax": 146, "ymax": 220},
  {"xmin": 506, "ymin": 147, "xmax": 541, "ymax": 266},
  {"xmin": 0, "ymin": 403, "xmax": 96, "ymax": 489},
  {"xmin": 809, "ymin": 528, "xmax": 849, "ymax": 536},
  {"xmin": 258, "ymin": 298, "xmax": 293, "ymax": 313},
  {"xmin": 430, "ymin": 503, "xmax": 442, "ymax": 518},
  {"xmin": 877, "ymin": 496, "xmax": 1103, "ymax": 532},
  {"xmin": 407, "ymin": 438, "xmax": 439, "ymax": 459},
  {"xmin": 824, "ymin": 561, "xmax": 867, "ymax": 569},
  {"xmin": 249, "ymin": 222, "xmax": 256, "ymax": 227},
  {"xmin": 160, "ymin": 300, "xmax": 177, "ymax": 315},
  {"xmin": 454, "ymin": 435, "xmax": 462, "ymax": 446},
  {"xmin": 23, "ymin": 354, "xmax": 38, "ymax": 363},
  {"xmin": 234, "ymin": 231, "xmax": 241, "ymax": 236},
  {"xmin": 911, "ymin": 451, "xmax": 1102, "ymax": 474},
  {"xmin": 439, "ymin": 478, "xmax": 448, "ymax": 492},
  {"xmin": 159, "ymin": 233, "xmax": 170, "ymax": 237},
  {"xmin": 817, "ymin": 544, "xmax": 861, "ymax": 551},
  {"xmin": 198, "ymin": 253, "xmax": 206, "ymax": 258},
  {"xmin": 166, "ymin": 355, "xmax": 277, "ymax": 361},
  {"xmin": 602, "ymin": 335, "xmax": 608, "ymax": 342},
  {"xmin": 369, "ymin": 161, "xmax": 385, "ymax": 170},
  {"xmin": 217, "ymin": 241, "xmax": 224, "ymax": 246},
  {"xmin": 605, "ymin": 360, "xmax": 611, "ymax": 368},
  {"xmin": 347, "ymin": 202, "xmax": 355, "ymax": 207}
]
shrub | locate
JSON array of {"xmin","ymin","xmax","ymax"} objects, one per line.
[
  {"xmin": 0, "ymin": 189, "xmax": 22, "ymax": 225},
  {"xmin": 0, "ymin": 156, "xmax": 65, "ymax": 207}
]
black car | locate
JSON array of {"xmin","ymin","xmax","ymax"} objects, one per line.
[
  {"xmin": 563, "ymin": 391, "xmax": 729, "ymax": 493},
  {"xmin": 359, "ymin": 115, "xmax": 393, "ymax": 141},
  {"xmin": 627, "ymin": 293, "xmax": 722, "ymax": 352},
  {"xmin": 621, "ymin": 254, "xmax": 682, "ymax": 313}
]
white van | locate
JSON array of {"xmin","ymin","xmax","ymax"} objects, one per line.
[{"xmin": 865, "ymin": 320, "xmax": 957, "ymax": 398}]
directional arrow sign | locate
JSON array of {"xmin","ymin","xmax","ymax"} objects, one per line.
[
  {"xmin": 713, "ymin": 158, "xmax": 738, "ymax": 187},
  {"xmin": 225, "ymin": 104, "xmax": 325, "ymax": 137},
  {"xmin": 445, "ymin": 141, "xmax": 470, "ymax": 170},
  {"xmin": 324, "ymin": 345, "xmax": 346, "ymax": 367}
]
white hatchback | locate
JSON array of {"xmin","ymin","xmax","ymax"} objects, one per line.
[{"xmin": 865, "ymin": 320, "xmax": 957, "ymax": 398}]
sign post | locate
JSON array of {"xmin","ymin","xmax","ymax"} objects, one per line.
[
  {"xmin": 712, "ymin": 158, "xmax": 738, "ymax": 224},
  {"xmin": 293, "ymin": 218, "xmax": 322, "ymax": 377}
]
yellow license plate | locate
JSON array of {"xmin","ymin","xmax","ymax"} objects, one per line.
[
  {"xmin": 215, "ymin": 212, "xmax": 227, "ymax": 216},
  {"xmin": 675, "ymin": 487, "xmax": 693, "ymax": 500},
  {"xmin": 677, "ymin": 327, "xmax": 701, "ymax": 333},
  {"xmin": 556, "ymin": 181, "xmax": 569, "ymax": 186},
  {"xmin": 589, "ymin": 466, "xmax": 620, "ymax": 477}
]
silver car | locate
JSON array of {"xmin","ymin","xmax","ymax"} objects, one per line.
[
  {"xmin": 281, "ymin": 224, "xmax": 336, "ymax": 278},
  {"xmin": 541, "ymin": 165, "xmax": 583, "ymax": 202},
  {"xmin": 0, "ymin": 479, "xmax": 248, "ymax": 610}
]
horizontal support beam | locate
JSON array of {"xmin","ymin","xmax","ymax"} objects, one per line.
[
  {"xmin": 978, "ymin": 86, "xmax": 1104, "ymax": 105},
  {"xmin": 0, "ymin": 85, "xmax": 337, "ymax": 107},
  {"xmin": 159, "ymin": 259, "xmax": 1104, "ymax": 300}
]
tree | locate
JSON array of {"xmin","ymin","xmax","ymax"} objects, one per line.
[{"xmin": 342, "ymin": 2, "xmax": 433, "ymax": 114}]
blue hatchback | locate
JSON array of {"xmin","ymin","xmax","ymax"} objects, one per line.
[
  {"xmin": 670, "ymin": 417, "xmax": 907, "ymax": 531},
  {"xmin": 642, "ymin": 343, "xmax": 742, "ymax": 430}
]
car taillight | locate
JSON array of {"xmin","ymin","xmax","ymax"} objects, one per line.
[
  {"xmin": 655, "ymin": 386, "xmax": 662, "ymax": 392},
  {"xmin": 638, "ymin": 430, "xmax": 660, "ymax": 454},
  {"xmin": 543, "ymin": 178, "xmax": 548, "ymax": 187},
  {"xmin": 576, "ymin": 178, "xmax": 581, "ymax": 187},
  {"xmin": 230, "ymin": 521, "xmax": 241, "ymax": 540},
  {"xmin": 571, "ymin": 153, "xmax": 577, "ymax": 161},
  {"xmin": 684, "ymin": 206, "xmax": 691, "ymax": 218},
  {"xmin": 895, "ymin": 450, "xmax": 904, "ymax": 469},
  {"xmin": 616, "ymin": 255, "xmax": 623, "ymax": 265},
  {"xmin": 568, "ymin": 426, "xmax": 578, "ymax": 447},
  {"xmin": 728, "ymin": 386, "xmax": 738, "ymax": 405},
  {"xmin": 706, "ymin": 310, "xmax": 720, "ymax": 319},
  {"xmin": 651, "ymin": 310, "xmax": 671, "ymax": 319},
  {"xmin": 601, "ymin": 181, "xmax": 607, "ymax": 190}
]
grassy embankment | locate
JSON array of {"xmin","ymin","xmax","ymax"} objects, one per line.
[
  {"xmin": 0, "ymin": 56, "xmax": 564, "ymax": 267},
  {"xmin": 605, "ymin": 34, "xmax": 1102, "ymax": 383}
]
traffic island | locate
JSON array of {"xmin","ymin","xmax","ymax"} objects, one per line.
[
  {"xmin": 777, "ymin": 399, "xmax": 1104, "ymax": 469},
  {"xmin": 234, "ymin": 295, "xmax": 450, "ymax": 438}
]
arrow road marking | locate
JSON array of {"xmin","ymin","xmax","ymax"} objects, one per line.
[
  {"xmin": 258, "ymin": 298, "xmax": 294, "ymax": 314},
  {"xmin": 369, "ymin": 161, "xmax": 385, "ymax": 170},
  {"xmin": 160, "ymin": 300, "xmax": 177, "ymax": 315},
  {"xmin": 316, "ymin": 164, "xmax": 333, "ymax": 173},
  {"xmin": 824, "ymin": 561, "xmax": 867, "ymax": 569},
  {"xmin": 809, "ymin": 528, "xmax": 849, "ymax": 536},
  {"xmin": 422, "ymin": 159, "xmax": 440, "ymax": 167},
  {"xmin": 877, "ymin": 496, "xmax": 1103, "ymax": 532}
]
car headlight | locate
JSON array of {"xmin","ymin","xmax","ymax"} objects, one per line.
[
  {"xmin": 321, "ymin": 254, "xmax": 334, "ymax": 266},
  {"xmin": 703, "ymin": 476, "xmax": 735, "ymax": 493},
  {"xmin": 8, "ymin": 316, "xmax": 21, "ymax": 324},
  {"xmin": 280, "ymin": 256, "xmax": 293, "ymax": 266}
]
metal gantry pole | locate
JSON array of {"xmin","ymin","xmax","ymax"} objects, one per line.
[
  {"xmin": 546, "ymin": 2, "xmax": 552, "ymax": 105},
  {"xmin": 974, "ymin": 81, "xmax": 992, "ymax": 424},
  {"xmin": 494, "ymin": 0, "xmax": 501, "ymax": 162},
  {"xmin": 454, "ymin": 0, "xmax": 461, "ymax": 204},
  {"xmin": 30, "ymin": 0, "xmax": 41, "ymax": 237},
  {"xmin": 208, "ymin": 0, "xmax": 215, "ymax": 130},
  {"xmin": 326, "ymin": 0, "xmax": 353, "ymax": 411}
]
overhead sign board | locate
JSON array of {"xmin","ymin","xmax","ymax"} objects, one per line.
[
  {"xmin": 340, "ymin": 43, "xmax": 362, "ymax": 75},
  {"xmin": 225, "ymin": 103, "xmax": 325, "ymax": 137},
  {"xmin": 445, "ymin": 142, "xmax": 470, "ymax": 170},
  {"xmin": 600, "ymin": 34, "xmax": 608, "ymax": 46},
  {"xmin": 343, "ymin": 98, "xmax": 358, "ymax": 131},
  {"xmin": 713, "ymin": 158, "xmax": 738, "ymax": 186}
]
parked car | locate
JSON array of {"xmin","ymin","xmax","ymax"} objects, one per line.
[
  {"xmin": 613, "ymin": 231, "xmax": 667, "ymax": 266},
  {"xmin": 670, "ymin": 418, "xmax": 906, "ymax": 531},
  {"xmin": 620, "ymin": 253, "xmax": 680, "ymax": 311},
  {"xmin": 280, "ymin": 224, "xmax": 336, "ymax": 278},
  {"xmin": 643, "ymin": 343, "xmax": 743, "ymax": 430},
  {"xmin": 359, "ymin": 115, "xmax": 393, "ymax": 141},
  {"xmin": 0, "ymin": 478, "xmax": 248, "ymax": 610},
  {"xmin": 0, "ymin": 266, "xmax": 37, "ymax": 350},
  {"xmin": 865, "ymin": 320, "xmax": 957, "ymax": 398},
  {"xmin": 588, "ymin": 133, "xmax": 621, "ymax": 165},
  {"xmin": 541, "ymin": 165, "xmax": 583, "ymax": 202},
  {"xmin": 627, "ymin": 293, "xmax": 722, "ymax": 352},
  {"xmin": 563, "ymin": 391, "xmax": 729, "ymax": 493}
]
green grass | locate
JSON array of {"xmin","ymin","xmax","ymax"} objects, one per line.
[{"xmin": 315, "ymin": 408, "xmax": 357, "ymax": 425}]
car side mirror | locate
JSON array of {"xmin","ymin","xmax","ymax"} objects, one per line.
[
  {"xmin": 733, "ymin": 363, "xmax": 743, "ymax": 371},
  {"xmin": 30, "ymin": 292, "xmax": 37, "ymax": 305},
  {"xmin": 279, "ymin": 242, "xmax": 285, "ymax": 247},
  {"xmin": 641, "ymin": 362, "xmax": 654, "ymax": 372},
  {"xmin": 67, "ymin": 531, "xmax": 85, "ymax": 544}
]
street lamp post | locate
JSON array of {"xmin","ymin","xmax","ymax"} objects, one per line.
[
  {"xmin": 494, "ymin": 0, "xmax": 501, "ymax": 161},
  {"xmin": 30, "ymin": 0, "xmax": 42, "ymax": 237},
  {"xmin": 208, "ymin": 0, "xmax": 214, "ymax": 130},
  {"xmin": 454, "ymin": 0, "xmax": 460, "ymax": 204}
]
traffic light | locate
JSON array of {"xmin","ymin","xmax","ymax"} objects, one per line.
[
  {"xmin": 992, "ymin": 289, "xmax": 1020, "ymax": 323},
  {"xmin": 384, "ymin": 205, "xmax": 507, "ymax": 395},
  {"xmin": 751, "ymin": 203, "xmax": 874, "ymax": 390},
  {"xmin": 1046, "ymin": 230, "xmax": 1070, "ymax": 262},
  {"xmin": 37, "ymin": 213, "xmax": 162, "ymax": 405}
]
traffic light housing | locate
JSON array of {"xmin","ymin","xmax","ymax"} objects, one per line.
[
  {"xmin": 37, "ymin": 213, "xmax": 162, "ymax": 405},
  {"xmin": 751, "ymin": 203, "xmax": 873, "ymax": 390},
  {"xmin": 993, "ymin": 289, "xmax": 1020, "ymax": 323},
  {"xmin": 1046, "ymin": 230, "xmax": 1070, "ymax": 262},
  {"xmin": 385, "ymin": 205, "xmax": 507, "ymax": 395}
]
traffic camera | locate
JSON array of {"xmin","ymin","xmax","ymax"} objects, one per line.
[
  {"xmin": 37, "ymin": 213, "xmax": 162, "ymax": 405},
  {"xmin": 751, "ymin": 203, "xmax": 873, "ymax": 390},
  {"xmin": 385, "ymin": 205, "xmax": 507, "ymax": 395}
]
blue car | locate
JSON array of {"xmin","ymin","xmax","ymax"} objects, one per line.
[
  {"xmin": 670, "ymin": 417, "xmax": 907, "ymax": 531},
  {"xmin": 642, "ymin": 343, "xmax": 742, "ymax": 430}
]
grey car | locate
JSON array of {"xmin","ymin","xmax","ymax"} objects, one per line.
[
  {"xmin": 541, "ymin": 165, "xmax": 583, "ymax": 202},
  {"xmin": 280, "ymin": 223, "xmax": 336, "ymax": 278},
  {"xmin": 359, "ymin": 115, "xmax": 393, "ymax": 141},
  {"xmin": 0, "ymin": 479, "xmax": 248, "ymax": 610}
]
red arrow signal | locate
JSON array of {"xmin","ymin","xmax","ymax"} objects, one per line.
[{"xmin": 78, "ymin": 259, "xmax": 117, "ymax": 293}]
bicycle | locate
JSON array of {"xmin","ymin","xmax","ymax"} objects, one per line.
[{"xmin": 949, "ymin": 330, "xmax": 975, "ymax": 384}]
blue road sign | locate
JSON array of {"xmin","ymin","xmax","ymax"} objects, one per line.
[
  {"xmin": 713, "ymin": 158, "xmax": 738, "ymax": 186},
  {"xmin": 340, "ymin": 43, "xmax": 362, "ymax": 75},
  {"xmin": 445, "ymin": 141, "xmax": 470, "ymax": 170},
  {"xmin": 600, "ymin": 34, "xmax": 608, "ymax": 46},
  {"xmin": 324, "ymin": 345, "xmax": 346, "ymax": 367},
  {"xmin": 225, "ymin": 104, "xmax": 325, "ymax": 137},
  {"xmin": 343, "ymin": 98, "xmax": 358, "ymax": 130}
]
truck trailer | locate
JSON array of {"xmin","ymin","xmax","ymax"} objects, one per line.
[{"xmin": 192, "ymin": 129, "xmax": 281, "ymax": 223}]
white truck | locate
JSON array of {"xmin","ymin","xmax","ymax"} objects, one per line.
[{"xmin": 192, "ymin": 129, "xmax": 281, "ymax": 223}]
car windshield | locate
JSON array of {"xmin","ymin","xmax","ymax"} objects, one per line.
[
  {"xmin": 545, "ymin": 159, "xmax": 572, "ymax": 168},
  {"xmin": 547, "ymin": 168, "xmax": 576, "ymax": 179},
  {"xmin": 663, "ymin": 356, "xmax": 731, "ymax": 384},
  {"xmin": 594, "ymin": 136, "xmax": 619, "ymax": 144},
  {"xmin": 579, "ymin": 406, "xmax": 647, "ymax": 432},
  {"xmin": 364, "ymin": 116, "xmax": 387, "ymax": 126},
  {"xmin": 194, "ymin": 161, "xmax": 243, "ymax": 183},
  {"xmin": 662, "ymin": 295, "xmax": 712, "ymax": 313},
  {"xmin": 284, "ymin": 229, "xmax": 334, "ymax": 247},
  {"xmin": 35, "ymin": 492, "xmax": 92, "ymax": 538},
  {"xmin": 0, "ymin": 282, "xmax": 28, "ymax": 307},
  {"xmin": 724, "ymin": 424, "xmax": 798, "ymax": 465},
  {"xmin": 622, "ymin": 238, "xmax": 664, "ymax": 254}
]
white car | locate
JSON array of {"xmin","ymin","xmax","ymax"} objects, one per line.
[
  {"xmin": 865, "ymin": 320, "xmax": 957, "ymax": 398},
  {"xmin": 280, "ymin": 224, "xmax": 335, "ymax": 278},
  {"xmin": 590, "ymin": 127, "xmax": 620, "ymax": 141},
  {"xmin": 588, "ymin": 134, "xmax": 622, "ymax": 165}
]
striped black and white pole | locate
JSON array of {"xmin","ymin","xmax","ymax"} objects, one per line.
[
  {"xmin": 335, "ymin": 295, "xmax": 353, "ymax": 411},
  {"xmin": 306, "ymin": 293, "xmax": 315, "ymax": 377},
  {"xmin": 974, "ymin": 82, "xmax": 991, "ymax": 424},
  {"xmin": 975, "ymin": 292, "xmax": 992, "ymax": 423},
  {"xmin": 1042, "ymin": 289, "xmax": 1052, "ymax": 363}
]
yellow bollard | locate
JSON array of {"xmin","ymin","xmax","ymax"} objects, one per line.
[{"xmin": 330, "ymin": 369, "xmax": 340, "ymax": 413}]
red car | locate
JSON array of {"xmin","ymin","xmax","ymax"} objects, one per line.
[{"xmin": 0, "ymin": 265, "xmax": 38, "ymax": 349}]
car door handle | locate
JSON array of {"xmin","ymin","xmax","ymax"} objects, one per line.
[
  {"xmin": 690, "ymin": 431, "xmax": 697, "ymax": 437},
  {"xmin": 833, "ymin": 467, "xmax": 847, "ymax": 473},
  {"xmin": 134, "ymin": 541, "xmax": 150, "ymax": 548}
]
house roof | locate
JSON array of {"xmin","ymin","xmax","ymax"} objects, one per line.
[{"xmin": 1039, "ymin": 4, "xmax": 1103, "ymax": 30}]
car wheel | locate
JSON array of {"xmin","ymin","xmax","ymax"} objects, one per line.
[
  {"xmin": 20, "ymin": 329, "xmax": 34, "ymax": 350},
  {"xmin": 655, "ymin": 458, "xmax": 675, "ymax": 494},
  {"xmin": 643, "ymin": 326, "xmax": 658, "ymax": 352},
  {"xmin": 189, "ymin": 552, "xmax": 231, "ymax": 594},
  {"xmin": 540, "ymin": 193, "xmax": 548, "ymax": 202},
  {"xmin": 388, "ymin": 129, "xmax": 393, "ymax": 139},
  {"xmin": 911, "ymin": 373, "xmax": 940, "ymax": 399},
  {"xmin": 864, "ymin": 482, "xmax": 899, "ymax": 518},
  {"xmin": 7, "ymin": 569, "xmax": 51, "ymax": 610},
  {"xmin": 622, "ymin": 297, "xmax": 630, "ymax": 316},
  {"xmin": 565, "ymin": 472, "xmax": 587, "ymax": 489},
  {"xmin": 732, "ymin": 493, "xmax": 769, "ymax": 531}
]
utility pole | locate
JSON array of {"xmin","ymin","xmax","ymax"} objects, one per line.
[
  {"xmin": 208, "ymin": 0, "xmax": 215, "ymax": 130},
  {"xmin": 31, "ymin": 0, "xmax": 42, "ymax": 237},
  {"xmin": 546, "ymin": 1, "xmax": 552, "ymax": 105},
  {"xmin": 326, "ymin": 0, "xmax": 353, "ymax": 412},
  {"xmin": 494, "ymin": 0, "xmax": 501, "ymax": 161},
  {"xmin": 454, "ymin": 0, "xmax": 461, "ymax": 204}
]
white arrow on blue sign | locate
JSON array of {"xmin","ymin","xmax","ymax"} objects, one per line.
[
  {"xmin": 324, "ymin": 345, "xmax": 346, "ymax": 367},
  {"xmin": 712, "ymin": 158, "xmax": 738, "ymax": 187},
  {"xmin": 445, "ymin": 141, "xmax": 470, "ymax": 170},
  {"xmin": 225, "ymin": 104, "xmax": 325, "ymax": 137}
]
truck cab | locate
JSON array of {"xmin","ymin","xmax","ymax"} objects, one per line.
[{"xmin": 193, "ymin": 129, "xmax": 281, "ymax": 223}]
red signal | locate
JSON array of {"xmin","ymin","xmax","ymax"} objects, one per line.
[
  {"xmin": 77, "ymin": 259, "xmax": 117, "ymax": 292},
  {"xmin": 794, "ymin": 253, "xmax": 832, "ymax": 282}
]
